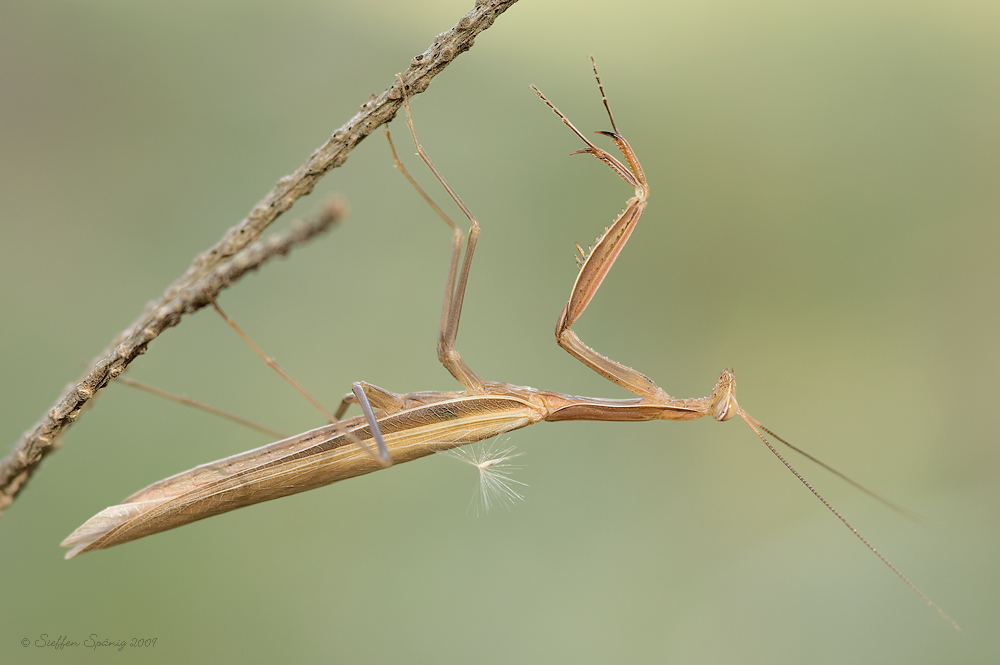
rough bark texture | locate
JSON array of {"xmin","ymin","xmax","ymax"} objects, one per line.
[{"xmin": 0, "ymin": 0, "xmax": 521, "ymax": 515}]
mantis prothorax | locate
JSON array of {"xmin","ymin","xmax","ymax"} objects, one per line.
[{"xmin": 62, "ymin": 62, "xmax": 957, "ymax": 630}]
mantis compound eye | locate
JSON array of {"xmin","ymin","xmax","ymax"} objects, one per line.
[
  {"xmin": 713, "ymin": 392, "xmax": 738, "ymax": 422},
  {"xmin": 712, "ymin": 368, "xmax": 738, "ymax": 422}
]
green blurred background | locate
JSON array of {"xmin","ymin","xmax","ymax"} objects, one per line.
[{"xmin": 2, "ymin": 0, "xmax": 998, "ymax": 662}]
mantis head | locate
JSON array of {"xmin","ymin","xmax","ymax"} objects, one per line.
[{"xmin": 711, "ymin": 368, "xmax": 739, "ymax": 422}]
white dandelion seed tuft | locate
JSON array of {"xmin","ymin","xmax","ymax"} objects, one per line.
[{"xmin": 439, "ymin": 439, "xmax": 527, "ymax": 516}]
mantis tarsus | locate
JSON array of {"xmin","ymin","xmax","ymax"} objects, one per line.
[{"xmin": 62, "ymin": 62, "xmax": 957, "ymax": 630}]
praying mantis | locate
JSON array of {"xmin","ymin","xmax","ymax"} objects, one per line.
[{"xmin": 61, "ymin": 62, "xmax": 956, "ymax": 629}]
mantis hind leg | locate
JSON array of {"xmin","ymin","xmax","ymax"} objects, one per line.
[{"xmin": 210, "ymin": 299, "xmax": 395, "ymax": 467}]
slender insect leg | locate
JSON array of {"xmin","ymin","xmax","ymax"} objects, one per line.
[
  {"xmin": 387, "ymin": 75, "xmax": 487, "ymax": 393},
  {"xmin": 211, "ymin": 300, "xmax": 341, "ymax": 422},
  {"xmin": 210, "ymin": 299, "xmax": 392, "ymax": 467},
  {"xmin": 531, "ymin": 72, "xmax": 667, "ymax": 400},
  {"xmin": 118, "ymin": 377, "xmax": 289, "ymax": 440},
  {"xmin": 335, "ymin": 381, "xmax": 408, "ymax": 420},
  {"xmin": 351, "ymin": 383, "xmax": 391, "ymax": 465}
]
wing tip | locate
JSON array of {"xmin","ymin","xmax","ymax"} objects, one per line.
[{"xmin": 59, "ymin": 500, "xmax": 162, "ymax": 559}]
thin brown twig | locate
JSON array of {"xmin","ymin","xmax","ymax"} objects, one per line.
[
  {"xmin": 0, "ymin": 200, "xmax": 342, "ymax": 513},
  {"xmin": 0, "ymin": 0, "xmax": 521, "ymax": 515}
]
